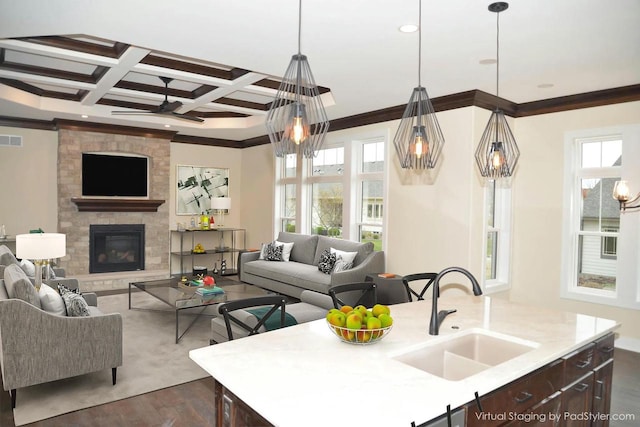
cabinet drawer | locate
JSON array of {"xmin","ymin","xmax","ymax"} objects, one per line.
[
  {"xmin": 563, "ymin": 343, "xmax": 595, "ymax": 386},
  {"xmin": 594, "ymin": 333, "xmax": 615, "ymax": 366},
  {"xmin": 466, "ymin": 359, "xmax": 564, "ymax": 427}
]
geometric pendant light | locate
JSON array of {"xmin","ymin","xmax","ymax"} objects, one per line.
[
  {"xmin": 393, "ymin": 0, "xmax": 445, "ymax": 170},
  {"xmin": 265, "ymin": 0, "xmax": 329, "ymax": 158},
  {"xmin": 475, "ymin": 2, "xmax": 520, "ymax": 179}
]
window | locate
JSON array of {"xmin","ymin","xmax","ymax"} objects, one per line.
[
  {"xmin": 357, "ymin": 140, "xmax": 384, "ymax": 250},
  {"xmin": 575, "ymin": 138, "xmax": 621, "ymax": 293},
  {"xmin": 481, "ymin": 180, "xmax": 512, "ymax": 293},
  {"xmin": 562, "ymin": 126, "xmax": 640, "ymax": 309},
  {"xmin": 275, "ymin": 136, "xmax": 386, "ymax": 250}
]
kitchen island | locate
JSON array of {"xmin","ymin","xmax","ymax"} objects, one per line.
[{"xmin": 189, "ymin": 295, "xmax": 619, "ymax": 426}]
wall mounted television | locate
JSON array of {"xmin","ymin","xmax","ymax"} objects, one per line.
[{"xmin": 82, "ymin": 152, "xmax": 149, "ymax": 197}]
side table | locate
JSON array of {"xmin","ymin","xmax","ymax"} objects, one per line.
[{"xmin": 364, "ymin": 273, "xmax": 409, "ymax": 305}]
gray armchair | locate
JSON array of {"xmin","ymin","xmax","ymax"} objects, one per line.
[{"xmin": 0, "ymin": 273, "xmax": 122, "ymax": 408}]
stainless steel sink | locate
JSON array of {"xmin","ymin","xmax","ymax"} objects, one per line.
[{"xmin": 392, "ymin": 329, "xmax": 538, "ymax": 381}]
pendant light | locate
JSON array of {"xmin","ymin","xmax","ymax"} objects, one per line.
[
  {"xmin": 393, "ymin": 0, "xmax": 445, "ymax": 170},
  {"xmin": 265, "ymin": 0, "xmax": 329, "ymax": 158},
  {"xmin": 475, "ymin": 2, "xmax": 520, "ymax": 179}
]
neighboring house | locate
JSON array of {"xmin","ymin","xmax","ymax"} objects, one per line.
[{"xmin": 580, "ymin": 176, "xmax": 619, "ymax": 278}]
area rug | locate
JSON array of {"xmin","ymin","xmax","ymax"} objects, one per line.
[{"xmin": 12, "ymin": 291, "xmax": 215, "ymax": 426}]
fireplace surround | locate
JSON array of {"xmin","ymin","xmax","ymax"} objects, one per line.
[{"xmin": 89, "ymin": 224, "xmax": 145, "ymax": 273}]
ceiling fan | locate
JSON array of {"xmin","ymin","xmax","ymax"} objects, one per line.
[{"xmin": 111, "ymin": 76, "xmax": 204, "ymax": 123}]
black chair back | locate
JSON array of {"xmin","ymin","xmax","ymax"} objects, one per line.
[
  {"xmin": 329, "ymin": 282, "xmax": 377, "ymax": 309},
  {"xmin": 219, "ymin": 295, "xmax": 287, "ymax": 341},
  {"xmin": 402, "ymin": 272, "xmax": 438, "ymax": 301}
]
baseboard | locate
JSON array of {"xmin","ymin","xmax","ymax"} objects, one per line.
[{"xmin": 614, "ymin": 336, "xmax": 640, "ymax": 353}]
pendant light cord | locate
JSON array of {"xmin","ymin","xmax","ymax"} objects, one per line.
[
  {"xmin": 297, "ymin": 0, "xmax": 302, "ymax": 55},
  {"xmin": 496, "ymin": 10, "xmax": 500, "ymax": 98},
  {"xmin": 418, "ymin": 0, "xmax": 422, "ymax": 87}
]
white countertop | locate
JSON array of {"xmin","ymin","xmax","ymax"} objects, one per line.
[{"xmin": 189, "ymin": 295, "xmax": 619, "ymax": 426}]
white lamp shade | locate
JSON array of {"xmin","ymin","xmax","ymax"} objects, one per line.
[
  {"xmin": 211, "ymin": 197, "xmax": 231, "ymax": 210},
  {"xmin": 16, "ymin": 233, "xmax": 66, "ymax": 260}
]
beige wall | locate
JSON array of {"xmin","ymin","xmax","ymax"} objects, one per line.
[
  {"xmin": 511, "ymin": 101, "xmax": 640, "ymax": 343},
  {"xmin": 1, "ymin": 101, "xmax": 639, "ymax": 344},
  {"xmin": 0, "ymin": 126, "xmax": 58, "ymax": 236}
]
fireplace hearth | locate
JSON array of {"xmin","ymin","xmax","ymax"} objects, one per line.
[{"xmin": 89, "ymin": 224, "xmax": 145, "ymax": 273}]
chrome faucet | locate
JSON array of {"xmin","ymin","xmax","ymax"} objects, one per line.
[{"xmin": 429, "ymin": 266, "xmax": 483, "ymax": 335}]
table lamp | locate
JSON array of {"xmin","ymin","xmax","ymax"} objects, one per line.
[
  {"xmin": 16, "ymin": 233, "xmax": 66, "ymax": 290},
  {"xmin": 211, "ymin": 197, "xmax": 231, "ymax": 227}
]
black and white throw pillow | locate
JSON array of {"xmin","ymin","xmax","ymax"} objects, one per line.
[
  {"xmin": 264, "ymin": 242, "xmax": 284, "ymax": 261},
  {"xmin": 58, "ymin": 284, "xmax": 90, "ymax": 317},
  {"xmin": 317, "ymin": 248, "xmax": 337, "ymax": 274}
]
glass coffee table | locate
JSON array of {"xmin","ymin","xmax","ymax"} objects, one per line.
[{"xmin": 129, "ymin": 276, "xmax": 268, "ymax": 343}]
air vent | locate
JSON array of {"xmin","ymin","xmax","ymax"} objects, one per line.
[{"xmin": 0, "ymin": 135, "xmax": 22, "ymax": 147}]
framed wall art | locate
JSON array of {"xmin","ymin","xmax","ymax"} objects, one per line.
[{"xmin": 176, "ymin": 165, "xmax": 229, "ymax": 215}]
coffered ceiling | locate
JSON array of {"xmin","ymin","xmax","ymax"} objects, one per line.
[{"xmin": 0, "ymin": 0, "xmax": 639, "ymax": 147}]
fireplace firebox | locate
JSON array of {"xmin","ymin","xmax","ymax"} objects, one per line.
[{"xmin": 89, "ymin": 224, "xmax": 145, "ymax": 273}]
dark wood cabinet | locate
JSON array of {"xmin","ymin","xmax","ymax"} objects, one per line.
[
  {"xmin": 591, "ymin": 359, "xmax": 614, "ymax": 427},
  {"xmin": 560, "ymin": 371, "xmax": 595, "ymax": 427},
  {"xmin": 214, "ymin": 380, "xmax": 272, "ymax": 427},
  {"xmin": 465, "ymin": 333, "xmax": 615, "ymax": 427}
]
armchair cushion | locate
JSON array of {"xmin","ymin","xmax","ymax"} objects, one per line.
[
  {"xmin": 58, "ymin": 285, "xmax": 90, "ymax": 317},
  {"xmin": 4, "ymin": 264, "xmax": 41, "ymax": 309},
  {"xmin": 38, "ymin": 284, "xmax": 66, "ymax": 316}
]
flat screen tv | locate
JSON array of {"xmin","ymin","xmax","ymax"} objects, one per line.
[{"xmin": 82, "ymin": 153, "xmax": 149, "ymax": 197}]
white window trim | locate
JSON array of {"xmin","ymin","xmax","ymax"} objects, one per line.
[
  {"xmin": 561, "ymin": 125, "xmax": 640, "ymax": 310},
  {"xmin": 481, "ymin": 181, "xmax": 513, "ymax": 294}
]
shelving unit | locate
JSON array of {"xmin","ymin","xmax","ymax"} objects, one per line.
[{"xmin": 170, "ymin": 228, "xmax": 246, "ymax": 276}]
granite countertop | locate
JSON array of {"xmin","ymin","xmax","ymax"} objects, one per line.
[{"xmin": 189, "ymin": 295, "xmax": 619, "ymax": 426}]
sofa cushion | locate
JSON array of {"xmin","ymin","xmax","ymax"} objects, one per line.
[
  {"xmin": 318, "ymin": 249, "xmax": 337, "ymax": 274},
  {"xmin": 274, "ymin": 240, "xmax": 294, "ymax": 262},
  {"xmin": 19, "ymin": 259, "xmax": 36, "ymax": 277},
  {"xmin": 331, "ymin": 248, "xmax": 357, "ymax": 272},
  {"xmin": 0, "ymin": 244, "xmax": 18, "ymax": 267},
  {"xmin": 276, "ymin": 232, "xmax": 318, "ymax": 265},
  {"xmin": 38, "ymin": 283, "xmax": 66, "ymax": 316},
  {"xmin": 243, "ymin": 260, "xmax": 333, "ymax": 294},
  {"xmin": 58, "ymin": 284, "xmax": 90, "ymax": 317},
  {"xmin": 3, "ymin": 263, "xmax": 42, "ymax": 308},
  {"xmin": 264, "ymin": 242, "xmax": 284, "ymax": 261},
  {"xmin": 313, "ymin": 235, "xmax": 373, "ymax": 267}
]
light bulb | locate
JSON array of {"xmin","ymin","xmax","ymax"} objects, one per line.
[
  {"xmin": 613, "ymin": 180, "xmax": 630, "ymax": 201},
  {"xmin": 411, "ymin": 125, "xmax": 428, "ymax": 159},
  {"xmin": 283, "ymin": 103, "xmax": 309, "ymax": 145},
  {"xmin": 489, "ymin": 142, "xmax": 504, "ymax": 169},
  {"xmin": 292, "ymin": 116, "xmax": 305, "ymax": 145}
]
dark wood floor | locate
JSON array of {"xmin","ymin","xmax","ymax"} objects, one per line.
[{"xmin": 1, "ymin": 348, "xmax": 638, "ymax": 426}]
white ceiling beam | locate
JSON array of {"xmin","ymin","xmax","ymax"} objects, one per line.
[
  {"xmin": 81, "ymin": 46, "xmax": 150, "ymax": 105},
  {"xmin": 0, "ymin": 69, "xmax": 95, "ymax": 90},
  {"xmin": 0, "ymin": 39, "xmax": 119, "ymax": 67},
  {"xmin": 179, "ymin": 72, "xmax": 267, "ymax": 114}
]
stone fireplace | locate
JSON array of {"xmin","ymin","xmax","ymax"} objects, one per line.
[{"xmin": 57, "ymin": 126, "xmax": 171, "ymax": 290}]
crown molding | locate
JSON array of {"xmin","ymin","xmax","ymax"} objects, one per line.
[{"xmin": 1, "ymin": 85, "xmax": 638, "ymax": 147}]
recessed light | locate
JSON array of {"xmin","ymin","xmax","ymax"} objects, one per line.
[
  {"xmin": 479, "ymin": 58, "xmax": 497, "ymax": 65},
  {"xmin": 537, "ymin": 83, "xmax": 554, "ymax": 89},
  {"xmin": 81, "ymin": 114, "xmax": 88, "ymax": 118},
  {"xmin": 399, "ymin": 24, "xmax": 418, "ymax": 33},
  {"xmin": 164, "ymin": 124, "xmax": 171, "ymax": 128}
]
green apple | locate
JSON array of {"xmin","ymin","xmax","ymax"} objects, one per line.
[
  {"xmin": 326, "ymin": 308, "xmax": 340, "ymax": 322},
  {"xmin": 378, "ymin": 313, "xmax": 393, "ymax": 328},
  {"xmin": 366, "ymin": 316, "xmax": 382, "ymax": 330},
  {"xmin": 354, "ymin": 305, "xmax": 368, "ymax": 315},
  {"xmin": 328, "ymin": 311, "xmax": 346, "ymax": 328},
  {"xmin": 372, "ymin": 304, "xmax": 390, "ymax": 317},
  {"xmin": 346, "ymin": 313, "xmax": 363, "ymax": 330}
]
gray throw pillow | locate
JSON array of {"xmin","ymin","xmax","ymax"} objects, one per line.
[{"xmin": 4, "ymin": 264, "xmax": 41, "ymax": 308}]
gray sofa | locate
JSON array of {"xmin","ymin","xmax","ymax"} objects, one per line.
[
  {"xmin": 0, "ymin": 262, "xmax": 122, "ymax": 408},
  {"xmin": 239, "ymin": 232, "xmax": 385, "ymax": 299}
]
